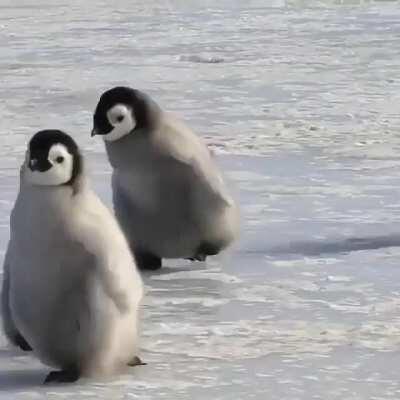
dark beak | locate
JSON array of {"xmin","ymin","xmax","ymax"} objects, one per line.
[
  {"xmin": 91, "ymin": 128, "xmax": 98, "ymax": 137},
  {"xmin": 29, "ymin": 158, "xmax": 39, "ymax": 171},
  {"xmin": 29, "ymin": 158, "xmax": 51, "ymax": 172}
]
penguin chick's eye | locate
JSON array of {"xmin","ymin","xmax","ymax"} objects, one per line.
[
  {"xmin": 116, "ymin": 115, "xmax": 124, "ymax": 123},
  {"xmin": 56, "ymin": 156, "xmax": 64, "ymax": 164}
]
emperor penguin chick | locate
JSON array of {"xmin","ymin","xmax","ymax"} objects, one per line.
[
  {"xmin": 92, "ymin": 86, "xmax": 239, "ymax": 270},
  {"xmin": 2, "ymin": 130, "xmax": 144, "ymax": 383}
]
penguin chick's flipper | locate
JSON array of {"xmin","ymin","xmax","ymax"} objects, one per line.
[
  {"xmin": 14, "ymin": 333, "xmax": 32, "ymax": 351},
  {"xmin": 134, "ymin": 250, "xmax": 162, "ymax": 270},
  {"xmin": 128, "ymin": 356, "xmax": 147, "ymax": 367},
  {"xmin": 44, "ymin": 369, "xmax": 80, "ymax": 384}
]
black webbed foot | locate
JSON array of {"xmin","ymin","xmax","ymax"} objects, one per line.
[
  {"xmin": 44, "ymin": 369, "xmax": 80, "ymax": 384},
  {"xmin": 186, "ymin": 254, "xmax": 207, "ymax": 262},
  {"xmin": 14, "ymin": 333, "xmax": 32, "ymax": 351},
  {"xmin": 127, "ymin": 356, "xmax": 147, "ymax": 367},
  {"xmin": 187, "ymin": 241, "xmax": 223, "ymax": 262},
  {"xmin": 134, "ymin": 250, "xmax": 162, "ymax": 270},
  {"xmin": 197, "ymin": 242, "xmax": 222, "ymax": 256}
]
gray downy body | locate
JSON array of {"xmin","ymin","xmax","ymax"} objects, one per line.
[
  {"xmin": 106, "ymin": 110, "xmax": 239, "ymax": 259},
  {"xmin": 4, "ymin": 174, "xmax": 143, "ymax": 376}
]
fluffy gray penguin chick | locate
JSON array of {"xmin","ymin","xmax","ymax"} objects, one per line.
[
  {"xmin": 92, "ymin": 86, "xmax": 239, "ymax": 270},
  {"xmin": 2, "ymin": 130, "xmax": 144, "ymax": 384}
]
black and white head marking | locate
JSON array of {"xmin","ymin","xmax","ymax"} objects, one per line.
[
  {"xmin": 91, "ymin": 86, "xmax": 159, "ymax": 142},
  {"xmin": 24, "ymin": 130, "xmax": 82, "ymax": 187}
]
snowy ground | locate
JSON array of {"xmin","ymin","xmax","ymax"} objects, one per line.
[{"xmin": 1, "ymin": 0, "xmax": 400, "ymax": 399}]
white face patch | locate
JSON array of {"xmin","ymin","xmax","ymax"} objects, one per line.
[
  {"xmin": 104, "ymin": 104, "xmax": 136, "ymax": 142},
  {"xmin": 24, "ymin": 144, "xmax": 74, "ymax": 186}
]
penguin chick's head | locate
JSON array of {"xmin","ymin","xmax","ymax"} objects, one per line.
[
  {"xmin": 91, "ymin": 86, "xmax": 157, "ymax": 142},
  {"xmin": 24, "ymin": 130, "xmax": 82, "ymax": 187}
]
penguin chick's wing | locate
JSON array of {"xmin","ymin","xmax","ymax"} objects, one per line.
[
  {"xmin": 1, "ymin": 244, "xmax": 30, "ymax": 349},
  {"xmin": 155, "ymin": 114, "xmax": 233, "ymax": 207},
  {"xmin": 71, "ymin": 193, "xmax": 142, "ymax": 312}
]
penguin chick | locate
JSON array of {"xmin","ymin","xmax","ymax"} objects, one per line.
[
  {"xmin": 92, "ymin": 86, "xmax": 239, "ymax": 270},
  {"xmin": 2, "ymin": 130, "xmax": 144, "ymax": 384}
]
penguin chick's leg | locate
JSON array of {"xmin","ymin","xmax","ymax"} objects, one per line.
[
  {"xmin": 44, "ymin": 368, "xmax": 80, "ymax": 384},
  {"xmin": 127, "ymin": 356, "xmax": 147, "ymax": 367},
  {"xmin": 134, "ymin": 249, "xmax": 162, "ymax": 270}
]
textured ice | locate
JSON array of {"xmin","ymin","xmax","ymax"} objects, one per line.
[{"xmin": 1, "ymin": 0, "xmax": 400, "ymax": 399}]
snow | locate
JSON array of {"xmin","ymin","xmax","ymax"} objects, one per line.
[{"xmin": 1, "ymin": 0, "xmax": 400, "ymax": 398}]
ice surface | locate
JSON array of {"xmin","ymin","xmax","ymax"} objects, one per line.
[{"xmin": 1, "ymin": 0, "xmax": 400, "ymax": 399}]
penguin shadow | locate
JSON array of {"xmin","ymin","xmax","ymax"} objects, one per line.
[
  {"xmin": 140, "ymin": 260, "xmax": 209, "ymax": 278},
  {"xmin": 141, "ymin": 258, "xmax": 233, "ymax": 306},
  {"xmin": 0, "ymin": 350, "xmax": 46, "ymax": 391},
  {"xmin": 266, "ymin": 233, "xmax": 400, "ymax": 257}
]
